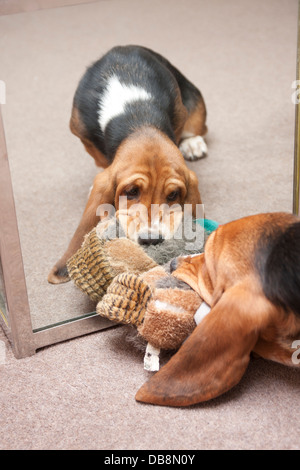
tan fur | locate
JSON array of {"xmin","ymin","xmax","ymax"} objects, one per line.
[
  {"xmin": 138, "ymin": 287, "xmax": 201, "ymax": 350},
  {"xmin": 48, "ymin": 126, "xmax": 202, "ymax": 284},
  {"xmin": 106, "ymin": 238, "xmax": 157, "ymax": 274},
  {"xmin": 173, "ymin": 91, "xmax": 189, "ymax": 144},
  {"xmin": 181, "ymin": 100, "xmax": 207, "ymax": 138},
  {"xmin": 135, "ymin": 213, "xmax": 300, "ymax": 407},
  {"xmin": 70, "ymin": 106, "xmax": 109, "ymax": 168}
]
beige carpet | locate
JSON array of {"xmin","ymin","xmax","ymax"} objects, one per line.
[{"xmin": 0, "ymin": 0, "xmax": 299, "ymax": 450}]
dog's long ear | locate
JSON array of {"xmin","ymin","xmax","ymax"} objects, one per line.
[
  {"xmin": 185, "ymin": 169, "xmax": 202, "ymax": 214},
  {"xmin": 136, "ymin": 283, "xmax": 271, "ymax": 406},
  {"xmin": 48, "ymin": 168, "xmax": 115, "ymax": 284}
]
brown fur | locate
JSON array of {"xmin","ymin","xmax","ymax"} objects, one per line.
[
  {"xmin": 181, "ymin": 100, "xmax": 208, "ymax": 138},
  {"xmin": 48, "ymin": 124, "xmax": 202, "ymax": 284},
  {"xmin": 135, "ymin": 213, "xmax": 300, "ymax": 407},
  {"xmin": 138, "ymin": 287, "xmax": 201, "ymax": 350},
  {"xmin": 70, "ymin": 106, "xmax": 109, "ymax": 168}
]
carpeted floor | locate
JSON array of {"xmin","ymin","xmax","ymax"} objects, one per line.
[{"xmin": 0, "ymin": 0, "xmax": 299, "ymax": 450}]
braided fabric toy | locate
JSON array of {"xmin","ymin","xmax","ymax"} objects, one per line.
[{"xmin": 67, "ymin": 228, "xmax": 156, "ymax": 301}]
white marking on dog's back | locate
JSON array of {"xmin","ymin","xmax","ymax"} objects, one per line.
[{"xmin": 98, "ymin": 75, "xmax": 152, "ymax": 132}]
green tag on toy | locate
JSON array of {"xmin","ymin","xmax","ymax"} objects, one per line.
[{"xmin": 196, "ymin": 218, "xmax": 219, "ymax": 234}]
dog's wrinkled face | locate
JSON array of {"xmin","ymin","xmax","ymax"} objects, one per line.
[
  {"xmin": 111, "ymin": 129, "xmax": 202, "ymax": 244},
  {"xmin": 47, "ymin": 128, "xmax": 202, "ymax": 285}
]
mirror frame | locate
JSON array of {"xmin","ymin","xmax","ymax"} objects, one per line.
[{"xmin": 294, "ymin": 2, "xmax": 300, "ymax": 215}]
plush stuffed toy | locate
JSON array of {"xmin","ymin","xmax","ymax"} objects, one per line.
[
  {"xmin": 67, "ymin": 216, "xmax": 218, "ymax": 369},
  {"xmin": 67, "ymin": 217, "xmax": 218, "ymax": 302},
  {"xmin": 97, "ymin": 262, "xmax": 211, "ymax": 371}
]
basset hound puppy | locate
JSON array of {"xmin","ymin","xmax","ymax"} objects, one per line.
[
  {"xmin": 135, "ymin": 212, "xmax": 300, "ymax": 407},
  {"xmin": 48, "ymin": 45, "xmax": 207, "ymax": 284}
]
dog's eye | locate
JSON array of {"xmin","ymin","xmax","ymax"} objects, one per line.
[
  {"xmin": 167, "ymin": 190, "xmax": 180, "ymax": 202},
  {"xmin": 124, "ymin": 186, "xmax": 140, "ymax": 200}
]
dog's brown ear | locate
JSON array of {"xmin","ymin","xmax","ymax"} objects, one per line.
[
  {"xmin": 48, "ymin": 168, "xmax": 115, "ymax": 284},
  {"xmin": 185, "ymin": 169, "xmax": 202, "ymax": 214},
  {"xmin": 136, "ymin": 284, "xmax": 271, "ymax": 406}
]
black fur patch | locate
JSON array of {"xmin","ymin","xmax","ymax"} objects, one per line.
[
  {"xmin": 256, "ymin": 221, "xmax": 300, "ymax": 316},
  {"xmin": 72, "ymin": 45, "xmax": 203, "ymax": 160},
  {"xmin": 104, "ymin": 101, "xmax": 175, "ymax": 158}
]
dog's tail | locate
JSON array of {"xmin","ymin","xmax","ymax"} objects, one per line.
[{"xmin": 259, "ymin": 221, "xmax": 300, "ymax": 316}]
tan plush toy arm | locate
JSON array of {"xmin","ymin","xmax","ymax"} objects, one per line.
[
  {"xmin": 67, "ymin": 228, "xmax": 157, "ymax": 302},
  {"xmin": 97, "ymin": 265, "xmax": 203, "ymax": 351},
  {"xmin": 137, "ymin": 286, "xmax": 202, "ymax": 350}
]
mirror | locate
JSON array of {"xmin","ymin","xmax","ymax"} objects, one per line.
[
  {"xmin": 1, "ymin": 74, "xmax": 98, "ymax": 331},
  {"xmin": 0, "ymin": 1, "xmax": 298, "ymax": 343}
]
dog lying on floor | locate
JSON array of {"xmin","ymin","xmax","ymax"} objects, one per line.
[
  {"xmin": 48, "ymin": 45, "xmax": 207, "ymax": 284},
  {"xmin": 135, "ymin": 212, "xmax": 300, "ymax": 407}
]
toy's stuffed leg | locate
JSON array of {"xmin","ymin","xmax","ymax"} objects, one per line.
[{"xmin": 97, "ymin": 264, "xmax": 203, "ymax": 358}]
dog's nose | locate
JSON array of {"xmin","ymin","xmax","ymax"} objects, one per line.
[
  {"xmin": 138, "ymin": 233, "xmax": 165, "ymax": 246},
  {"xmin": 170, "ymin": 257, "xmax": 178, "ymax": 273}
]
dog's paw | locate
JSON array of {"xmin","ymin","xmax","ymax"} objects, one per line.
[{"xmin": 179, "ymin": 136, "xmax": 207, "ymax": 161}]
